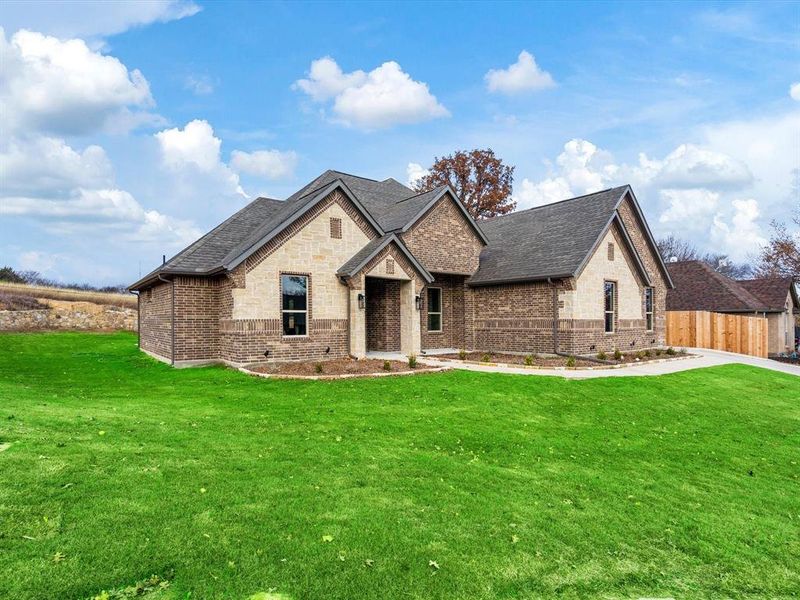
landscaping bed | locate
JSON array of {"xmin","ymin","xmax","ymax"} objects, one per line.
[
  {"xmin": 595, "ymin": 348, "xmax": 690, "ymax": 364},
  {"xmin": 770, "ymin": 355, "xmax": 799, "ymax": 365},
  {"xmin": 245, "ymin": 357, "xmax": 439, "ymax": 378},
  {"xmin": 434, "ymin": 351, "xmax": 598, "ymax": 367}
]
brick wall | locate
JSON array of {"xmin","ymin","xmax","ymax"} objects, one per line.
[
  {"xmin": 219, "ymin": 318, "xmax": 348, "ymax": 363},
  {"xmin": 139, "ymin": 280, "xmax": 172, "ymax": 361},
  {"xmin": 173, "ymin": 276, "xmax": 222, "ymax": 362},
  {"xmin": 401, "ymin": 194, "xmax": 484, "ymax": 275},
  {"xmin": 420, "ymin": 274, "xmax": 466, "ymax": 350},
  {"xmin": 366, "ymin": 277, "xmax": 401, "ymax": 351}
]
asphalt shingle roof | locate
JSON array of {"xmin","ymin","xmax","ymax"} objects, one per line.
[
  {"xmin": 665, "ymin": 261, "xmax": 770, "ymax": 312},
  {"xmin": 468, "ymin": 186, "xmax": 629, "ymax": 285},
  {"xmin": 738, "ymin": 277, "xmax": 796, "ymax": 311}
]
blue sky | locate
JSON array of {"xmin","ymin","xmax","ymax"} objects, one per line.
[{"xmin": 1, "ymin": 0, "xmax": 798, "ymax": 285}]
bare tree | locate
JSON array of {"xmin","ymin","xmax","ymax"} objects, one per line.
[
  {"xmin": 414, "ymin": 148, "xmax": 515, "ymax": 219},
  {"xmin": 754, "ymin": 203, "xmax": 800, "ymax": 279},
  {"xmin": 657, "ymin": 235, "xmax": 752, "ymax": 279}
]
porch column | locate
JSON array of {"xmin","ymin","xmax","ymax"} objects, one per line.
[
  {"xmin": 349, "ymin": 274, "xmax": 366, "ymax": 359},
  {"xmin": 400, "ymin": 279, "xmax": 421, "ymax": 356}
]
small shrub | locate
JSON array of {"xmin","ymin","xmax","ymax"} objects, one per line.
[
  {"xmin": 613, "ymin": 348, "xmax": 622, "ymax": 361},
  {"xmin": 408, "ymin": 354, "xmax": 417, "ymax": 369},
  {"xmin": 382, "ymin": 360, "xmax": 392, "ymax": 372},
  {"xmin": 596, "ymin": 350, "xmax": 607, "ymax": 360},
  {"xmin": 458, "ymin": 349, "xmax": 467, "ymax": 360},
  {"xmin": 314, "ymin": 363, "xmax": 324, "ymax": 374},
  {"xmin": 480, "ymin": 352, "xmax": 492, "ymax": 363},
  {"xmin": 635, "ymin": 350, "xmax": 645, "ymax": 360},
  {"xmin": 523, "ymin": 354, "xmax": 534, "ymax": 366},
  {"xmin": 666, "ymin": 346, "xmax": 677, "ymax": 356},
  {"xmin": 655, "ymin": 348, "xmax": 663, "ymax": 356},
  {"xmin": 566, "ymin": 355, "xmax": 576, "ymax": 367},
  {"xmin": 679, "ymin": 347, "xmax": 688, "ymax": 355},
  {"xmin": 644, "ymin": 349, "xmax": 652, "ymax": 358}
]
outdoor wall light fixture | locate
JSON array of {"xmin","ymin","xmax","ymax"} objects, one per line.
[
  {"xmin": 357, "ymin": 293, "xmax": 365, "ymax": 309},
  {"xmin": 415, "ymin": 295, "xmax": 421, "ymax": 310}
]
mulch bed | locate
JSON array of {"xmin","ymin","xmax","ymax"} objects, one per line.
[
  {"xmin": 435, "ymin": 352, "xmax": 597, "ymax": 368},
  {"xmin": 247, "ymin": 358, "xmax": 432, "ymax": 377},
  {"xmin": 770, "ymin": 356, "xmax": 799, "ymax": 365},
  {"xmin": 601, "ymin": 350, "xmax": 690, "ymax": 364}
]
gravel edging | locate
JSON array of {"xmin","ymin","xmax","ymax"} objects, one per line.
[
  {"xmin": 425, "ymin": 354, "xmax": 698, "ymax": 371},
  {"xmin": 239, "ymin": 365, "xmax": 451, "ymax": 381}
]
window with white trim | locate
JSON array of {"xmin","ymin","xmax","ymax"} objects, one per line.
[
  {"xmin": 281, "ymin": 274, "xmax": 308, "ymax": 336},
  {"xmin": 427, "ymin": 287, "xmax": 442, "ymax": 332},
  {"xmin": 604, "ymin": 281, "xmax": 616, "ymax": 333},
  {"xmin": 644, "ymin": 287, "xmax": 654, "ymax": 331}
]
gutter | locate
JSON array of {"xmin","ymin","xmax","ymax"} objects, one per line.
[{"xmin": 158, "ymin": 274, "xmax": 175, "ymax": 366}]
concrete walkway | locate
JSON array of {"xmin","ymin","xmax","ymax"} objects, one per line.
[{"xmin": 369, "ymin": 349, "xmax": 800, "ymax": 379}]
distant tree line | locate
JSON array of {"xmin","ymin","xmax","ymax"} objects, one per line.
[{"xmin": 0, "ymin": 266, "xmax": 128, "ymax": 294}]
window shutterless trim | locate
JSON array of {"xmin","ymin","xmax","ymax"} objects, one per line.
[
  {"xmin": 280, "ymin": 272, "xmax": 310, "ymax": 338},
  {"xmin": 644, "ymin": 286, "xmax": 654, "ymax": 332},
  {"xmin": 427, "ymin": 286, "xmax": 443, "ymax": 332},
  {"xmin": 604, "ymin": 280, "xmax": 617, "ymax": 334}
]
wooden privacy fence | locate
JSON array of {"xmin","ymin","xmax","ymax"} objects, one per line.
[{"xmin": 666, "ymin": 310, "xmax": 768, "ymax": 358}]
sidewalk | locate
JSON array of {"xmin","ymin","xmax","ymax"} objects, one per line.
[{"xmin": 407, "ymin": 348, "xmax": 800, "ymax": 379}]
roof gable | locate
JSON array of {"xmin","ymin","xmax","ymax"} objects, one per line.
[
  {"xmin": 738, "ymin": 277, "xmax": 798, "ymax": 311},
  {"xmin": 337, "ymin": 234, "xmax": 433, "ymax": 283}
]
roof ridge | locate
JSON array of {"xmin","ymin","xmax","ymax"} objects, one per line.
[
  {"xmin": 330, "ymin": 169, "xmax": 379, "ymax": 182},
  {"xmin": 696, "ymin": 261, "xmax": 768, "ymax": 309},
  {"xmin": 490, "ymin": 185, "xmax": 630, "ymax": 221},
  {"xmin": 392, "ymin": 184, "xmax": 446, "ymax": 205}
]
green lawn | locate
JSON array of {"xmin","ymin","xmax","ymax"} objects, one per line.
[{"xmin": 0, "ymin": 332, "xmax": 798, "ymax": 600}]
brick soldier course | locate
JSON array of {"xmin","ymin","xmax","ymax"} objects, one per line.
[{"xmin": 130, "ymin": 170, "xmax": 674, "ymax": 366}]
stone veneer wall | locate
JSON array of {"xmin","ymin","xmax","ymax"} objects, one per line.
[
  {"xmin": 366, "ymin": 277, "xmax": 401, "ymax": 351},
  {"xmin": 401, "ymin": 194, "xmax": 484, "ymax": 275},
  {"xmin": 0, "ymin": 304, "xmax": 136, "ymax": 332}
]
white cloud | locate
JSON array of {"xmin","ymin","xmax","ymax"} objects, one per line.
[
  {"xmin": 642, "ymin": 144, "xmax": 752, "ymax": 190},
  {"xmin": 184, "ymin": 74, "xmax": 214, "ymax": 95},
  {"xmin": 156, "ymin": 119, "xmax": 223, "ymax": 172},
  {"xmin": 293, "ymin": 56, "xmax": 367, "ymax": 101},
  {"xmin": 485, "ymin": 50, "xmax": 555, "ymax": 94},
  {"xmin": 294, "ymin": 57, "xmax": 449, "ymax": 129},
  {"xmin": 711, "ymin": 199, "xmax": 767, "ymax": 260},
  {"xmin": 406, "ymin": 162, "xmax": 429, "ymax": 187},
  {"xmin": 0, "ymin": 136, "xmax": 113, "ymax": 197},
  {"xmin": 513, "ymin": 177, "xmax": 573, "ymax": 209},
  {"xmin": 1, "ymin": 0, "xmax": 200, "ymax": 40},
  {"xmin": 658, "ymin": 189, "xmax": 720, "ymax": 227},
  {"xmin": 791, "ymin": 83, "xmax": 800, "ymax": 101},
  {"xmin": 0, "ymin": 28, "xmax": 156, "ymax": 136},
  {"xmin": 1, "ymin": 188, "xmax": 200, "ymax": 244},
  {"xmin": 155, "ymin": 119, "xmax": 246, "ymax": 198},
  {"xmin": 230, "ymin": 149, "xmax": 298, "ymax": 179}
]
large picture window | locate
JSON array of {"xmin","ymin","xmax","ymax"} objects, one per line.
[
  {"xmin": 281, "ymin": 274, "xmax": 308, "ymax": 336},
  {"xmin": 427, "ymin": 287, "xmax": 442, "ymax": 332},
  {"xmin": 644, "ymin": 287, "xmax": 654, "ymax": 331},
  {"xmin": 604, "ymin": 281, "xmax": 616, "ymax": 333}
]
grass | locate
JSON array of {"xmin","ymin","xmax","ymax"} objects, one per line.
[{"xmin": 0, "ymin": 332, "xmax": 798, "ymax": 600}]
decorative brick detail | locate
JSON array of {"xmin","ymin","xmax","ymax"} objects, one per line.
[
  {"xmin": 366, "ymin": 278, "xmax": 401, "ymax": 351},
  {"xmin": 401, "ymin": 194, "xmax": 484, "ymax": 275},
  {"xmin": 385, "ymin": 258, "xmax": 394, "ymax": 274},
  {"xmin": 330, "ymin": 217, "xmax": 342, "ymax": 239},
  {"xmin": 608, "ymin": 242, "xmax": 615, "ymax": 261}
]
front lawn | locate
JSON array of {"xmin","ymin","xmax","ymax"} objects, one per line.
[{"xmin": 0, "ymin": 332, "xmax": 798, "ymax": 599}]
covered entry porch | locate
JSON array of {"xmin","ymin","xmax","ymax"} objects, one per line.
[{"xmin": 336, "ymin": 234, "xmax": 433, "ymax": 360}]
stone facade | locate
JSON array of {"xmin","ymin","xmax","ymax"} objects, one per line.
[{"xmin": 0, "ymin": 301, "xmax": 137, "ymax": 332}]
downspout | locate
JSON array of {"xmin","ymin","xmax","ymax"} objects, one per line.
[
  {"xmin": 548, "ymin": 277, "xmax": 559, "ymax": 354},
  {"xmin": 158, "ymin": 274, "xmax": 175, "ymax": 366}
]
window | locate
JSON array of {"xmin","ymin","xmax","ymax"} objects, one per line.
[
  {"xmin": 604, "ymin": 281, "xmax": 616, "ymax": 333},
  {"xmin": 644, "ymin": 287, "xmax": 654, "ymax": 331},
  {"xmin": 608, "ymin": 242, "xmax": 615, "ymax": 261},
  {"xmin": 330, "ymin": 217, "xmax": 342, "ymax": 239},
  {"xmin": 281, "ymin": 274, "xmax": 308, "ymax": 336},
  {"xmin": 427, "ymin": 287, "xmax": 442, "ymax": 332}
]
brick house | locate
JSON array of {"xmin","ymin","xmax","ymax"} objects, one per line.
[
  {"xmin": 129, "ymin": 170, "xmax": 673, "ymax": 366},
  {"xmin": 666, "ymin": 260, "xmax": 799, "ymax": 355}
]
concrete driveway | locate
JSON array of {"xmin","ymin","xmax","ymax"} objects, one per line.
[{"xmin": 414, "ymin": 348, "xmax": 800, "ymax": 379}]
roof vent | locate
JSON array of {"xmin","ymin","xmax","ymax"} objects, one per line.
[{"xmin": 668, "ymin": 256, "xmax": 678, "ymax": 263}]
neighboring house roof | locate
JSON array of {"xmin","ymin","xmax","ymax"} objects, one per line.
[
  {"xmin": 665, "ymin": 260, "xmax": 772, "ymax": 313},
  {"xmin": 336, "ymin": 233, "xmax": 434, "ymax": 283},
  {"xmin": 738, "ymin": 277, "xmax": 799, "ymax": 312},
  {"xmin": 468, "ymin": 186, "xmax": 670, "ymax": 287},
  {"xmin": 129, "ymin": 170, "xmax": 485, "ymax": 290}
]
